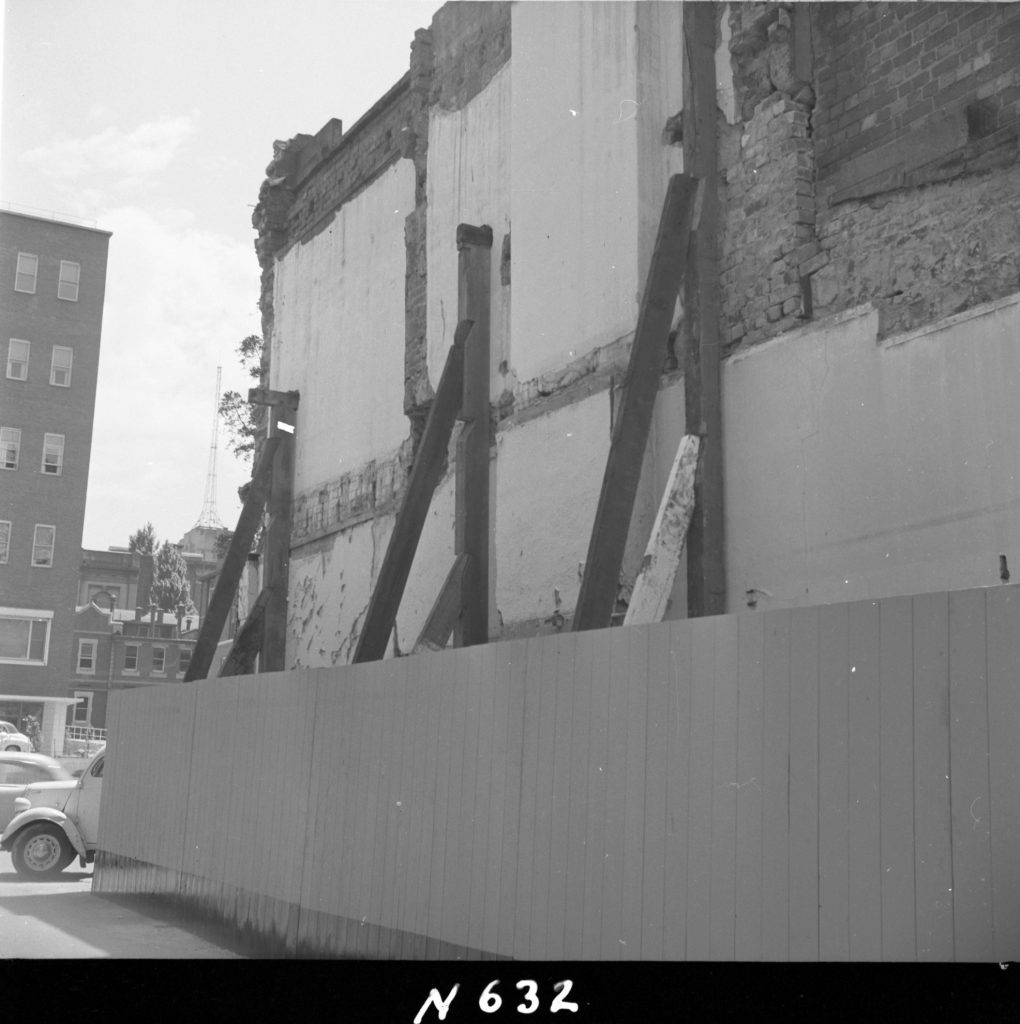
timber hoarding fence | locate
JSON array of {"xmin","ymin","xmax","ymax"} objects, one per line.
[{"xmin": 93, "ymin": 585, "xmax": 1020, "ymax": 960}]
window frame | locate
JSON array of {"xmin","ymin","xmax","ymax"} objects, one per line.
[
  {"xmin": 76, "ymin": 639, "xmax": 98, "ymax": 675},
  {"xmin": 0, "ymin": 607, "xmax": 52, "ymax": 665},
  {"xmin": 50, "ymin": 346, "xmax": 73, "ymax": 387},
  {"xmin": 1, "ymin": 427, "xmax": 21, "ymax": 470},
  {"xmin": 57, "ymin": 261, "xmax": 80, "ymax": 302},
  {"xmin": 151, "ymin": 645, "xmax": 167, "ymax": 675},
  {"xmin": 177, "ymin": 646, "xmax": 192, "ymax": 678},
  {"xmin": 31, "ymin": 524, "xmax": 55, "ymax": 568},
  {"xmin": 0, "ymin": 521, "xmax": 9, "ymax": 564},
  {"xmin": 7, "ymin": 339, "xmax": 30, "ymax": 381},
  {"xmin": 14, "ymin": 253, "xmax": 38, "ymax": 294},
  {"xmin": 41, "ymin": 434, "xmax": 65, "ymax": 476},
  {"xmin": 72, "ymin": 690, "xmax": 92, "ymax": 724},
  {"xmin": 123, "ymin": 643, "xmax": 140, "ymax": 674}
]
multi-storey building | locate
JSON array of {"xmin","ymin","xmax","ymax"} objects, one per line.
[{"xmin": 0, "ymin": 210, "xmax": 111, "ymax": 744}]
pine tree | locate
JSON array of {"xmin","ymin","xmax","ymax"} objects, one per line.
[
  {"xmin": 128, "ymin": 522, "xmax": 157, "ymax": 554},
  {"xmin": 151, "ymin": 540, "xmax": 191, "ymax": 612}
]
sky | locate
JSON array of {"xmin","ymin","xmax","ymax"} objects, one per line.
[{"xmin": 1, "ymin": 0, "xmax": 437, "ymax": 551}]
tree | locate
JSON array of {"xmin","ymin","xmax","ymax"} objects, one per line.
[
  {"xmin": 128, "ymin": 522, "xmax": 157, "ymax": 554},
  {"xmin": 219, "ymin": 334, "xmax": 265, "ymax": 464},
  {"xmin": 151, "ymin": 540, "xmax": 191, "ymax": 613}
]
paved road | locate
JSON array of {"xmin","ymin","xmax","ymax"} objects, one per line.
[{"xmin": 0, "ymin": 851, "xmax": 244, "ymax": 958}]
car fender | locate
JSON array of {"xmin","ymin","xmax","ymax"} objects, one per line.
[{"xmin": 1, "ymin": 807, "xmax": 87, "ymax": 860}]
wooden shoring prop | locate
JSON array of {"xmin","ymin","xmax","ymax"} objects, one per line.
[
  {"xmin": 184, "ymin": 434, "xmax": 281, "ymax": 681},
  {"xmin": 217, "ymin": 587, "xmax": 271, "ymax": 677},
  {"xmin": 353, "ymin": 320, "xmax": 474, "ymax": 663},
  {"xmin": 412, "ymin": 553, "xmax": 471, "ymax": 654},
  {"xmin": 623, "ymin": 435, "xmax": 701, "ymax": 626},
  {"xmin": 572, "ymin": 173, "xmax": 700, "ymax": 632},
  {"xmin": 454, "ymin": 223, "xmax": 492, "ymax": 648}
]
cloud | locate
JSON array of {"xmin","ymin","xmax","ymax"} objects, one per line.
[{"xmin": 22, "ymin": 113, "xmax": 198, "ymax": 184}]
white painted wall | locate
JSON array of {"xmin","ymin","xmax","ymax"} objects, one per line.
[
  {"xmin": 426, "ymin": 65, "xmax": 511, "ymax": 395},
  {"xmin": 724, "ymin": 293, "xmax": 1020, "ymax": 610},
  {"xmin": 272, "ymin": 161, "xmax": 416, "ymax": 494}
]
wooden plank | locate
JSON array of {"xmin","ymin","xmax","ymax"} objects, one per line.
[
  {"xmin": 682, "ymin": 0, "xmax": 724, "ymax": 619},
  {"xmin": 480, "ymin": 641, "xmax": 506, "ymax": 957},
  {"xmin": 263, "ymin": 396, "xmax": 297, "ymax": 673},
  {"xmin": 217, "ymin": 587, "xmax": 270, "ymax": 676},
  {"xmin": 985, "ymin": 586, "xmax": 1020, "ymax": 961},
  {"xmin": 948, "ymin": 588, "xmax": 995, "ymax": 961},
  {"xmin": 581, "ymin": 628, "xmax": 612, "ymax": 959},
  {"xmin": 912, "ymin": 591, "xmax": 953, "ymax": 960},
  {"xmin": 848, "ymin": 600, "xmax": 882, "ymax": 961},
  {"xmin": 468, "ymin": 642, "xmax": 497, "ymax": 958},
  {"xmin": 663, "ymin": 619, "xmax": 692, "ymax": 959},
  {"xmin": 642, "ymin": 622, "xmax": 670, "ymax": 959},
  {"xmin": 497, "ymin": 639, "xmax": 528, "ymax": 958},
  {"xmin": 354, "ymin": 324, "xmax": 470, "ymax": 662},
  {"xmin": 573, "ymin": 174, "xmax": 699, "ymax": 632},
  {"xmin": 513, "ymin": 638, "xmax": 543, "ymax": 959},
  {"xmin": 427, "ymin": 649, "xmax": 458, "ymax": 956},
  {"xmin": 546, "ymin": 633, "xmax": 576, "ymax": 958},
  {"xmin": 788, "ymin": 605, "xmax": 820, "ymax": 961},
  {"xmin": 530, "ymin": 635, "xmax": 560, "ymax": 957},
  {"xmin": 621, "ymin": 625, "xmax": 650, "ymax": 959},
  {"xmin": 623, "ymin": 435, "xmax": 700, "ymax": 626},
  {"xmin": 461, "ymin": 644, "xmax": 486, "ymax": 958},
  {"xmin": 414, "ymin": 648, "xmax": 444, "ymax": 959},
  {"xmin": 379, "ymin": 659, "xmax": 408, "ymax": 950},
  {"xmin": 565, "ymin": 628, "xmax": 594, "ymax": 958},
  {"xmin": 185, "ymin": 434, "xmax": 280, "ymax": 681},
  {"xmin": 710, "ymin": 614, "xmax": 739, "ymax": 960},
  {"xmin": 685, "ymin": 616, "xmax": 715, "ymax": 959},
  {"xmin": 412, "ymin": 554, "xmax": 470, "ymax": 654},
  {"xmin": 879, "ymin": 595, "xmax": 915, "ymax": 960},
  {"xmin": 600, "ymin": 623, "xmax": 631, "ymax": 959},
  {"xmin": 735, "ymin": 612, "xmax": 764, "ymax": 961},
  {"xmin": 761, "ymin": 609, "xmax": 791, "ymax": 960},
  {"xmin": 454, "ymin": 224, "xmax": 492, "ymax": 649},
  {"xmin": 818, "ymin": 602, "xmax": 850, "ymax": 961},
  {"xmin": 398, "ymin": 653, "xmax": 428, "ymax": 958}
]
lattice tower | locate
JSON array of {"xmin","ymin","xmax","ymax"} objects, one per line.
[{"xmin": 194, "ymin": 366, "xmax": 225, "ymax": 530}]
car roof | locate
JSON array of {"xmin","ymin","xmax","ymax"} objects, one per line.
[{"xmin": 0, "ymin": 751, "xmax": 62, "ymax": 766}]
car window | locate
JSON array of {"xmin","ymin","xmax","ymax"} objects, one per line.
[
  {"xmin": 90, "ymin": 756, "xmax": 104, "ymax": 778},
  {"xmin": 0, "ymin": 763, "xmax": 46, "ymax": 785}
]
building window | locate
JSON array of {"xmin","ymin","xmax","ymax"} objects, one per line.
[
  {"xmin": 124, "ymin": 644, "xmax": 139, "ymax": 672},
  {"xmin": 0, "ymin": 522, "xmax": 9, "ymax": 564},
  {"xmin": 178, "ymin": 647, "xmax": 192, "ymax": 676},
  {"xmin": 152, "ymin": 646, "xmax": 166, "ymax": 674},
  {"xmin": 72, "ymin": 691, "xmax": 92, "ymax": 724},
  {"xmin": 41, "ymin": 434, "xmax": 64, "ymax": 476},
  {"xmin": 50, "ymin": 346, "xmax": 73, "ymax": 387},
  {"xmin": 77, "ymin": 639, "xmax": 98, "ymax": 675},
  {"xmin": 14, "ymin": 253, "xmax": 37, "ymax": 294},
  {"xmin": 31, "ymin": 525, "xmax": 55, "ymax": 567},
  {"xmin": 58, "ymin": 261, "xmax": 80, "ymax": 302},
  {"xmin": 0, "ymin": 610, "xmax": 51, "ymax": 664},
  {"xmin": 7, "ymin": 339, "xmax": 29, "ymax": 381},
  {"xmin": 1, "ymin": 427, "xmax": 20, "ymax": 470}
]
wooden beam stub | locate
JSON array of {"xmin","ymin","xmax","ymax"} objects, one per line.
[
  {"xmin": 217, "ymin": 587, "xmax": 271, "ymax": 677},
  {"xmin": 248, "ymin": 387, "xmax": 300, "ymax": 409},
  {"xmin": 413, "ymin": 554, "xmax": 471, "ymax": 654}
]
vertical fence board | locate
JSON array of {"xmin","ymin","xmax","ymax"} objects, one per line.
[
  {"xmin": 497, "ymin": 640, "xmax": 527, "ymax": 958},
  {"xmin": 789, "ymin": 605, "xmax": 820, "ymax": 960},
  {"xmin": 710, "ymin": 615, "xmax": 739, "ymax": 960},
  {"xmin": 531, "ymin": 636, "xmax": 561, "ymax": 957},
  {"xmin": 948, "ymin": 588, "xmax": 994, "ymax": 961},
  {"xmin": 399, "ymin": 654, "xmax": 428, "ymax": 958},
  {"xmin": 415, "ymin": 649, "xmax": 443, "ymax": 958},
  {"xmin": 879, "ymin": 595, "xmax": 915, "ymax": 960},
  {"xmin": 601, "ymin": 622, "xmax": 631, "ymax": 959},
  {"xmin": 685, "ymin": 617, "xmax": 715, "ymax": 959},
  {"xmin": 514, "ymin": 639, "xmax": 542, "ymax": 959},
  {"xmin": 621, "ymin": 625, "xmax": 649, "ymax": 960},
  {"xmin": 986, "ymin": 586, "xmax": 1020, "ymax": 961},
  {"xmin": 468, "ymin": 643, "xmax": 496, "ymax": 958},
  {"xmin": 565, "ymin": 627, "xmax": 594, "ymax": 957},
  {"xmin": 429, "ymin": 651, "xmax": 459, "ymax": 956},
  {"xmin": 582, "ymin": 628, "xmax": 612, "ymax": 959},
  {"xmin": 913, "ymin": 592, "xmax": 953, "ymax": 961},
  {"xmin": 547, "ymin": 633, "xmax": 577, "ymax": 959},
  {"xmin": 818, "ymin": 602, "xmax": 850, "ymax": 961},
  {"xmin": 848, "ymin": 600, "xmax": 882, "ymax": 961},
  {"xmin": 642, "ymin": 624, "xmax": 670, "ymax": 960},
  {"xmin": 482, "ymin": 642, "xmax": 509, "ymax": 957},
  {"xmin": 735, "ymin": 613, "xmax": 764, "ymax": 961},
  {"xmin": 388, "ymin": 659, "xmax": 413, "ymax": 951},
  {"xmin": 663, "ymin": 621, "xmax": 692, "ymax": 959}
]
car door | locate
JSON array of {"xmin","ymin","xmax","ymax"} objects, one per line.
[
  {"xmin": 74, "ymin": 754, "xmax": 104, "ymax": 846},
  {"xmin": 0, "ymin": 761, "xmax": 47, "ymax": 830}
]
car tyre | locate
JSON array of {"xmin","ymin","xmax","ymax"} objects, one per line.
[
  {"xmin": 11, "ymin": 823, "xmax": 75, "ymax": 878},
  {"xmin": 4, "ymin": 745, "xmax": 20, "ymax": 751}
]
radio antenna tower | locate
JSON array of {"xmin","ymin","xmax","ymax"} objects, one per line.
[{"xmin": 194, "ymin": 366, "xmax": 226, "ymax": 531}]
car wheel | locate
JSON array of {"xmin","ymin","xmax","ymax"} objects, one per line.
[
  {"xmin": 11, "ymin": 823, "xmax": 75, "ymax": 879},
  {"xmin": 4, "ymin": 745, "xmax": 19, "ymax": 751}
]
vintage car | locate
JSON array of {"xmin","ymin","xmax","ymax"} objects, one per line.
[
  {"xmin": 0, "ymin": 721, "xmax": 33, "ymax": 752},
  {"xmin": 0, "ymin": 753, "xmax": 73, "ymax": 831},
  {"xmin": 0, "ymin": 748, "xmax": 104, "ymax": 878}
]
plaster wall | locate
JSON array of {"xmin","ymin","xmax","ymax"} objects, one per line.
[
  {"xmin": 426, "ymin": 65, "xmax": 511, "ymax": 395},
  {"xmin": 271, "ymin": 161, "xmax": 416, "ymax": 491},
  {"xmin": 724, "ymin": 292, "xmax": 1020, "ymax": 611}
]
